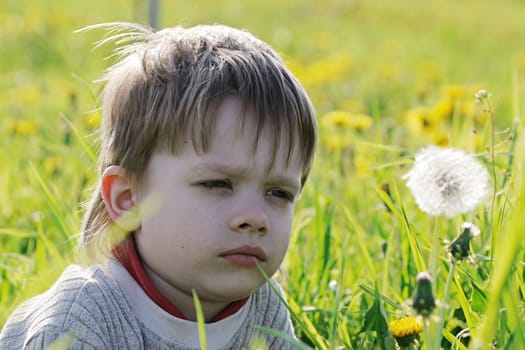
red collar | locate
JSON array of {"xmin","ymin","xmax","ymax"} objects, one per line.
[{"xmin": 112, "ymin": 236, "xmax": 248, "ymax": 322}]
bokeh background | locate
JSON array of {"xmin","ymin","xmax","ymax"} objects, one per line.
[{"xmin": 2, "ymin": 1, "xmax": 525, "ymax": 348}]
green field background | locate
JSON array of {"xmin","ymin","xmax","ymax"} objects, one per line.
[{"xmin": 1, "ymin": 1, "xmax": 525, "ymax": 348}]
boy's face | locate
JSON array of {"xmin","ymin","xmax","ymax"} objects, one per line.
[{"xmin": 133, "ymin": 96, "xmax": 303, "ymax": 317}]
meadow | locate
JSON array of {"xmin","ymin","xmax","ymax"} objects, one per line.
[{"xmin": 1, "ymin": 0, "xmax": 524, "ymax": 348}]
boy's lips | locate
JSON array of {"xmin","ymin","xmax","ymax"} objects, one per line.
[{"xmin": 219, "ymin": 245, "xmax": 267, "ymax": 267}]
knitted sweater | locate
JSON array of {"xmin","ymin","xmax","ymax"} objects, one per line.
[{"xmin": 0, "ymin": 259, "xmax": 295, "ymax": 349}]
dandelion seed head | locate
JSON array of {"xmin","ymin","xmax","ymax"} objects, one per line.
[
  {"xmin": 475, "ymin": 89, "xmax": 491, "ymax": 102},
  {"xmin": 447, "ymin": 222, "xmax": 481, "ymax": 263},
  {"xmin": 328, "ymin": 279, "xmax": 338, "ymax": 292},
  {"xmin": 475, "ymin": 89, "xmax": 492, "ymax": 104},
  {"xmin": 403, "ymin": 145, "xmax": 490, "ymax": 217},
  {"xmin": 461, "ymin": 222, "xmax": 480, "ymax": 237}
]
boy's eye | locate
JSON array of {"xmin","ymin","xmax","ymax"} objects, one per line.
[
  {"xmin": 199, "ymin": 179, "xmax": 232, "ymax": 189},
  {"xmin": 266, "ymin": 188, "xmax": 294, "ymax": 202}
]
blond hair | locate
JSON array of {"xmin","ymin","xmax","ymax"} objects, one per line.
[{"xmin": 79, "ymin": 23, "xmax": 317, "ymax": 258}]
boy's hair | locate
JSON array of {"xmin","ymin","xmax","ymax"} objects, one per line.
[{"xmin": 79, "ymin": 23, "xmax": 317, "ymax": 257}]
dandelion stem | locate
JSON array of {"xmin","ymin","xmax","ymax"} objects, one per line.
[
  {"xmin": 429, "ymin": 217, "xmax": 440, "ymax": 279},
  {"xmin": 486, "ymin": 97, "xmax": 497, "ymax": 276},
  {"xmin": 423, "ymin": 319, "xmax": 432, "ymax": 350},
  {"xmin": 434, "ymin": 260, "xmax": 457, "ymax": 350}
]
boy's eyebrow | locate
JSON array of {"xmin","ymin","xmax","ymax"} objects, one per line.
[
  {"xmin": 191, "ymin": 162, "xmax": 301, "ymax": 190},
  {"xmin": 191, "ymin": 162, "xmax": 249, "ymax": 177}
]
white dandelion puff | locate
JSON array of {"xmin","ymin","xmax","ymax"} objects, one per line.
[
  {"xmin": 474, "ymin": 89, "xmax": 492, "ymax": 103},
  {"xmin": 328, "ymin": 279, "xmax": 338, "ymax": 292},
  {"xmin": 460, "ymin": 222, "xmax": 480, "ymax": 237},
  {"xmin": 403, "ymin": 145, "xmax": 490, "ymax": 217}
]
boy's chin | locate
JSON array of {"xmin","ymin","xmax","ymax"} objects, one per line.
[{"xmin": 204, "ymin": 275, "xmax": 267, "ymax": 301}]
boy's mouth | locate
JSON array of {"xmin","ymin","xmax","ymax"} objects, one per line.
[{"xmin": 219, "ymin": 245, "xmax": 267, "ymax": 267}]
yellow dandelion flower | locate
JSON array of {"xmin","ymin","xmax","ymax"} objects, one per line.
[
  {"xmin": 7, "ymin": 119, "xmax": 38, "ymax": 135},
  {"xmin": 321, "ymin": 111, "xmax": 373, "ymax": 131},
  {"xmin": 389, "ymin": 316, "xmax": 423, "ymax": 347},
  {"xmin": 431, "ymin": 98, "xmax": 454, "ymax": 121},
  {"xmin": 18, "ymin": 120, "xmax": 38, "ymax": 135},
  {"xmin": 321, "ymin": 134, "xmax": 352, "ymax": 151},
  {"xmin": 44, "ymin": 156, "xmax": 61, "ymax": 174},
  {"xmin": 84, "ymin": 112, "xmax": 102, "ymax": 128},
  {"xmin": 431, "ymin": 129, "xmax": 449, "ymax": 146},
  {"xmin": 322, "ymin": 135, "xmax": 340, "ymax": 151},
  {"xmin": 284, "ymin": 56, "xmax": 307, "ymax": 81},
  {"xmin": 404, "ymin": 107, "xmax": 437, "ymax": 136},
  {"xmin": 349, "ymin": 114, "xmax": 373, "ymax": 132},
  {"xmin": 305, "ymin": 53, "xmax": 352, "ymax": 86},
  {"xmin": 389, "ymin": 316, "xmax": 423, "ymax": 338},
  {"xmin": 354, "ymin": 151, "xmax": 371, "ymax": 177},
  {"xmin": 321, "ymin": 111, "xmax": 354, "ymax": 129}
]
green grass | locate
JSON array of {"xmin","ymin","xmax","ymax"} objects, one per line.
[{"xmin": 1, "ymin": 0, "xmax": 525, "ymax": 348}]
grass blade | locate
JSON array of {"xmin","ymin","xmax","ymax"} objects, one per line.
[{"xmin": 192, "ymin": 289, "xmax": 208, "ymax": 350}]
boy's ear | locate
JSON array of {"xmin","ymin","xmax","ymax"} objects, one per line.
[{"xmin": 101, "ymin": 165, "xmax": 140, "ymax": 230}]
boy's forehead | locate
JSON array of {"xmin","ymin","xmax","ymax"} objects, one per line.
[
  {"xmin": 212, "ymin": 97, "xmax": 298, "ymax": 147},
  {"xmin": 195, "ymin": 96, "xmax": 303, "ymax": 168}
]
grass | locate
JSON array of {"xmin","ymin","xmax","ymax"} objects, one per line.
[{"xmin": 1, "ymin": 0, "xmax": 525, "ymax": 348}]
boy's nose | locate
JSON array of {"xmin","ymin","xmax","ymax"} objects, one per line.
[{"xmin": 229, "ymin": 197, "xmax": 270, "ymax": 235}]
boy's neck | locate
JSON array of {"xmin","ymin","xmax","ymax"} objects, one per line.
[
  {"xmin": 113, "ymin": 235, "xmax": 248, "ymax": 322},
  {"xmin": 141, "ymin": 263, "xmax": 227, "ymax": 322}
]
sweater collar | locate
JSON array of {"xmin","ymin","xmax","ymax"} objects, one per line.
[{"xmin": 107, "ymin": 258, "xmax": 253, "ymax": 348}]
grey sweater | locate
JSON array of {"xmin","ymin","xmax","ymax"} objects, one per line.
[{"xmin": 0, "ymin": 259, "xmax": 296, "ymax": 349}]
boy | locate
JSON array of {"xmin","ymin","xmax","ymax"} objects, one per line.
[{"xmin": 0, "ymin": 23, "xmax": 317, "ymax": 349}]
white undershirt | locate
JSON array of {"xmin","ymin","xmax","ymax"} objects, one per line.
[{"xmin": 107, "ymin": 259, "xmax": 252, "ymax": 348}]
